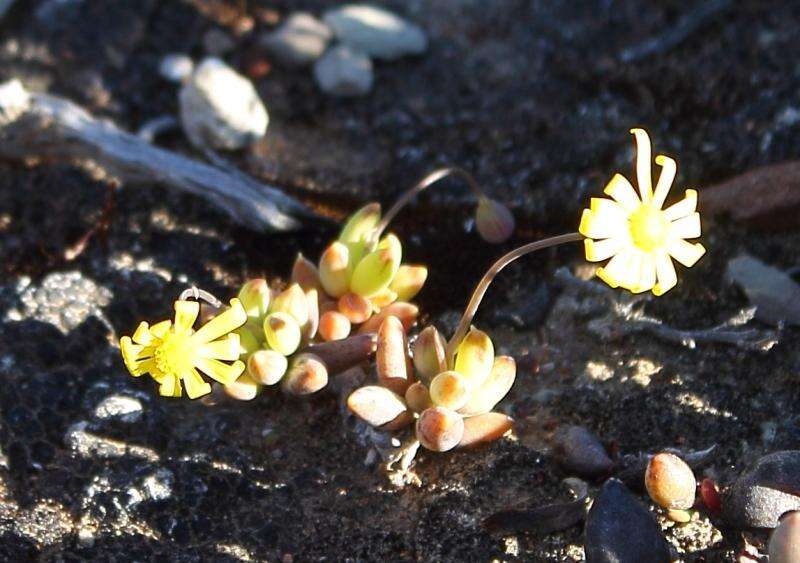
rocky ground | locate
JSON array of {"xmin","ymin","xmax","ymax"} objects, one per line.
[{"xmin": 0, "ymin": 0, "xmax": 799, "ymax": 561}]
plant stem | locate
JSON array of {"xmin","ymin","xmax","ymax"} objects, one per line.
[
  {"xmin": 445, "ymin": 232, "xmax": 584, "ymax": 363},
  {"xmin": 178, "ymin": 286, "xmax": 223, "ymax": 308},
  {"xmin": 373, "ymin": 166, "xmax": 484, "ymax": 239}
]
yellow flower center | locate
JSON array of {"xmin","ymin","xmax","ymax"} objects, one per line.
[
  {"xmin": 153, "ymin": 330, "xmax": 193, "ymax": 376},
  {"xmin": 628, "ymin": 205, "xmax": 670, "ymax": 252}
]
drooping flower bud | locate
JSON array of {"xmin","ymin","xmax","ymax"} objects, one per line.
[
  {"xmin": 458, "ymin": 412, "xmax": 513, "ymax": 449},
  {"xmin": 350, "ymin": 234, "xmax": 402, "ymax": 297},
  {"xmin": 404, "ymin": 381, "xmax": 432, "ymax": 413},
  {"xmin": 348, "ymin": 385, "xmax": 409, "ymax": 428},
  {"xmin": 338, "ymin": 292, "xmax": 373, "ymax": 324},
  {"xmin": 453, "ymin": 327, "xmax": 494, "ymax": 386},
  {"xmin": 458, "ymin": 356, "xmax": 516, "ymax": 416},
  {"xmin": 389, "ymin": 264, "xmax": 428, "ymax": 302},
  {"xmin": 416, "ymin": 406, "xmax": 464, "ymax": 452},
  {"xmin": 271, "ymin": 283, "xmax": 309, "ymax": 327},
  {"xmin": 376, "ymin": 316, "xmax": 413, "ymax": 394},
  {"xmin": 412, "ymin": 325, "xmax": 447, "ymax": 384},
  {"xmin": 475, "ymin": 196, "xmax": 515, "ymax": 243},
  {"xmin": 319, "ymin": 310, "xmax": 351, "ymax": 341},
  {"xmin": 291, "ymin": 253, "xmax": 323, "ymax": 292},
  {"xmin": 339, "ymin": 202, "xmax": 381, "ymax": 244},
  {"xmin": 237, "ymin": 278, "xmax": 271, "ymax": 321},
  {"xmin": 263, "ymin": 312, "xmax": 301, "ymax": 356},
  {"xmin": 282, "ymin": 353, "xmax": 328, "ymax": 395},
  {"xmin": 429, "ymin": 370, "xmax": 471, "ymax": 410},
  {"xmin": 318, "ymin": 241, "xmax": 351, "ymax": 298},
  {"xmin": 247, "ymin": 349, "xmax": 288, "ymax": 385},
  {"xmin": 223, "ymin": 373, "xmax": 261, "ymax": 401}
]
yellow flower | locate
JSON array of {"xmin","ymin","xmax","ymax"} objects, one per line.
[
  {"xmin": 120, "ymin": 299, "xmax": 247, "ymax": 399},
  {"xmin": 579, "ymin": 129, "xmax": 706, "ymax": 295}
]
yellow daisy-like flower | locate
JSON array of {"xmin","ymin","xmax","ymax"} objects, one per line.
[
  {"xmin": 579, "ymin": 128, "xmax": 706, "ymax": 296},
  {"xmin": 120, "ymin": 299, "xmax": 247, "ymax": 399}
]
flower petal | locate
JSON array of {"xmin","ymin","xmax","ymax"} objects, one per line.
[
  {"xmin": 181, "ymin": 368, "xmax": 211, "ymax": 399},
  {"xmin": 158, "ymin": 374, "xmax": 182, "ymax": 397},
  {"xmin": 579, "ymin": 204, "xmax": 628, "ymax": 240},
  {"xmin": 631, "ymin": 128, "xmax": 654, "ymax": 203},
  {"xmin": 194, "ymin": 357, "xmax": 244, "ymax": 385},
  {"xmin": 132, "ymin": 322, "xmax": 155, "ymax": 345},
  {"xmin": 653, "ymin": 252, "xmax": 677, "ymax": 296},
  {"xmin": 596, "ymin": 250, "xmax": 633, "ymax": 289},
  {"xmin": 603, "ymin": 173, "xmax": 640, "ymax": 211},
  {"xmin": 191, "ymin": 298, "xmax": 248, "ymax": 344},
  {"xmin": 664, "ymin": 189, "xmax": 697, "ymax": 221},
  {"xmin": 174, "ymin": 300, "xmax": 200, "ymax": 332},
  {"xmin": 584, "ymin": 237, "xmax": 623, "ymax": 262},
  {"xmin": 632, "ymin": 252, "xmax": 656, "ymax": 293},
  {"xmin": 196, "ymin": 333, "xmax": 241, "ymax": 361},
  {"xmin": 652, "ymin": 155, "xmax": 676, "ymax": 209},
  {"xmin": 669, "ymin": 212, "xmax": 701, "ymax": 240},
  {"xmin": 667, "ymin": 239, "xmax": 706, "ymax": 267}
]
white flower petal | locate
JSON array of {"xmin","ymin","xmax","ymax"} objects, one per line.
[
  {"xmin": 652, "ymin": 155, "xmax": 677, "ymax": 209},
  {"xmin": 668, "ymin": 239, "xmax": 706, "ymax": 267},
  {"xmin": 631, "ymin": 128, "xmax": 654, "ymax": 203},
  {"xmin": 603, "ymin": 173, "xmax": 641, "ymax": 211},
  {"xmin": 653, "ymin": 252, "xmax": 677, "ymax": 296},
  {"xmin": 584, "ymin": 237, "xmax": 624, "ymax": 262},
  {"xmin": 664, "ymin": 189, "xmax": 697, "ymax": 221},
  {"xmin": 670, "ymin": 212, "xmax": 701, "ymax": 240}
]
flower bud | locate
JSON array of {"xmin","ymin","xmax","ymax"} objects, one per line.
[
  {"xmin": 458, "ymin": 356, "xmax": 516, "ymax": 416},
  {"xmin": 303, "ymin": 289, "xmax": 319, "ymax": 340},
  {"xmin": 389, "ymin": 265, "xmax": 428, "ymax": 302},
  {"xmin": 338, "ymin": 292, "xmax": 373, "ymax": 324},
  {"xmin": 247, "ymin": 349, "xmax": 288, "ymax": 385},
  {"xmin": 475, "ymin": 196, "xmax": 515, "ymax": 243},
  {"xmin": 263, "ymin": 312, "xmax": 301, "ymax": 356},
  {"xmin": 318, "ymin": 241, "xmax": 351, "ymax": 298},
  {"xmin": 430, "ymin": 370, "xmax": 471, "ymax": 410},
  {"xmin": 377, "ymin": 316, "xmax": 413, "ymax": 394},
  {"xmin": 319, "ymin": 311, "xmax": 351, "ymax": 341},
  {"xmin": 347, "ymin": 385, "xmax": 409, "ymax": 428},
  {"xmin": 282, "ymin": 353, "xmax": 328, "ymax": 395},
  {"xmin": 416, "ymin": 407, "xmax": 464, "ymax": 452},
  {"xmin": 357, "ymin": 302, "xmax": 418, "ymax": 334},
  {"xmin": 458, "ymin": 412, "xmax": 513, "ymax": 449},
  {"xmin": 454, "ymin": 327, "xmax": 494, "ymax": 386},
  {"xmin": 339, "ymin": 202, "xmax": 381, "ymax": 244},
  {"xmin": 223, "ymin": 373, "xmax": 261, "ymax": 401},
  {"xmin": 645, "ymin": 453, "xmax": 696, "ymax": 510},
  {"xmin": 237, "ymin": 279, "xmax": 271, "ymax": 321},
  {"xmin": 291, "ymin": 253, "xmax": 322, "ymax": 292},
  {"xmin": 350, "ymin": 234, "xmax": 402, "ymax": 297},
  {"xmin": 235, "ymin": 326, "xmax": 261, "ymax": 359},
  {"xmin": 412, "ymin": 325, "xmax": 446, "ymax": 384},
  {"xmin": 405, "ymin": 381, "xmax": 432, "ymax": 413},
  {"xmin": 271, "ymin": 283, "xmax": 309, "ymax": 327}
]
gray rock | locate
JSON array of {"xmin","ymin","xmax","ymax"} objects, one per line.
[
  {"xmin": 93, "ymin": 395, "xmax": 143, "ymax": 423},
  {"xmin": 323, "ymin": 4, "xmax": 427, "ymax": 61},
  {"xmin": 261, "ymin": 12, "xmax": 332, "ymax": 67},
  {"xmin": 313, "ymin": 45, "xmax": 373, "ymax": 97},
  {"xmin": 551, "ymin": 425, "xmax": 614, "ymax": 479},
  {"xmin": 159, "ymin": 53, "xmax": 194, "ymax": 83},
  {"xmin": 727, "ymin": 255, "xmax": 800, "ymax": 326},
  {"xmin": 179, "ymin": 57, "xmax": 269, "ymax": 150},
  {"xmin": 584, "ymin": 478, "xmax": 671, "ymax": 563},
  {"xmin": 722, "ymin": 450, "xmax": 800, "ymax": 529}
]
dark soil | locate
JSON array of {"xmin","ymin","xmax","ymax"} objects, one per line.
[{"xmin": 0, "ymin": 0, "xmax": 799, "ymax": 561}]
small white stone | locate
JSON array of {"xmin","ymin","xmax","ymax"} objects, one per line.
[
  {"xmin": 94, "ymin": 395, "xmax": 143, "ymax": 422},
  {"xmin": 179, "ymin": 57, "xmax": 269, "ymax": 150},
  {"xmin": 159, "ymin": 53, "xmax": 194, "ymax": 83},
  {"xmin": 261, "ymin": 12, "xmax": 332, "ymax": 67},
  {"xmin": 313, "ymin": 45, "xmax": 373, "ymax": 97},
  {"xmin": 323, "ymin": 4, "xmax": 427, "ymax": 61}
]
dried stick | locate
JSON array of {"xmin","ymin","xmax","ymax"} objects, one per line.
[{"xmin": 0, "ymin": 80, "xmax": 317, "ymax": 232}]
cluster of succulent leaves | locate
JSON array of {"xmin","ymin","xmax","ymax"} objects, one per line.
[{"xmin": 347, "ymin": 318, "xmax": 516, "ymax": 452}]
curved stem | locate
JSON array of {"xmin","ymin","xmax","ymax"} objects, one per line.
[
  {"xmin": 178, "ymin": 286, "xmax": 223, "ymax": 308},
  {"xmin": 373, "ymin": 166, "xmax": 484, "ymax": 239},
  {"xmin": 445, "ymin": 232, "xmax": 584, "ymax": 363}
]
